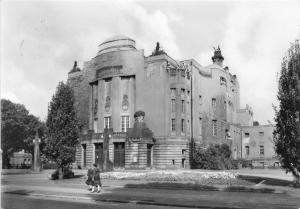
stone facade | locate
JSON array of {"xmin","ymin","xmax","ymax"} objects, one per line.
[
  {"xmin": 68, "ymin": 35, "xmax": 274, "ymax": 169},
  {"xmin": 241, "ymin": 124, "xmax": 278, "ymax": 166}
]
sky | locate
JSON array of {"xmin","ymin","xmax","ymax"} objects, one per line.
[{"xmin": 1, "ymin": 0, "xmax": 300, "ymax": 124}]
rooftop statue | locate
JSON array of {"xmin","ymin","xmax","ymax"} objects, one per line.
[
  {"xmin": 151, "ymin": 42, "xmax": 167, "ymax": 56},
  {"xmin": 69, "ymin": 61, "xmax": 81, "ymax": 73},
  {"xmin": 211, "ymin": 45, "xmax": 224, "ymax": 62}
]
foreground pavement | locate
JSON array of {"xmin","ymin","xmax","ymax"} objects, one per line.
[{"xmin": 2, "ymin": 171, "xmax": 300, "ymax": 209}]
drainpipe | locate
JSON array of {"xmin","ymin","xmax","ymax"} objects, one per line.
[
  {"xmin": 240, "ymin": 128, "xmax": 243, "ymax": 159},
  {"xmin": 190, "ymin": 61, "xmax": 194, "ymax": 160}
]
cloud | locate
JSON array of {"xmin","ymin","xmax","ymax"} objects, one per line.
[
  {"xmin": 198, "ymin": 1, "xmax": 300, "ymax": 124},
  {"xmin": 1, "ymin": 1, "xmax": 180, "ymax": 120}
]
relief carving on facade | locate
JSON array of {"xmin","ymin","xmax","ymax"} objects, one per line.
[
  {"xmin": 94, "ymin": 99, "xmax": 98, "ymax": 115},
  {"xmin": 122, "ymin": 94, "xmax": 129, "ymax": 111},
  {"xmin": 105, "ymin": 96, "xmax": 111, "ymax": 112}
]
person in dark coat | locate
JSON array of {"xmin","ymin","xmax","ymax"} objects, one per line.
[
  {"xmin": 85, "ymin": 165, "xmax": 94, "ymax": 191},
  {"xmin": 91, "ymin": 163, "xmax": 102, "ymax": 193}
]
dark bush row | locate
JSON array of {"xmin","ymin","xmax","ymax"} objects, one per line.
[
  {"xmin": 50, "ymin": 168, "xmax": 74, "ymax": 180},
  {"xmin": 191, "ymin": 144, "xmax": 253, "ymax": 170}
]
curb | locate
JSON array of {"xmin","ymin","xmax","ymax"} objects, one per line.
[
  {"xmin": 124, "ymin": 184, "xmax": 285, "ymax": 194},
  {"xmin": 5, "ymin": 191, "xmax": 246, "ymax": 209}
]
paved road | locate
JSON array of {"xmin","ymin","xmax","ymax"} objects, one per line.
[
  {"xmin": 2, "ymin": 173, "xmax": 300, "ymax": 209},
  {"xmin": 2, "ymin": 193, "xmax": 186, "ymax": 209}
]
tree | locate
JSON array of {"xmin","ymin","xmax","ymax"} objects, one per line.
[
  {"xmin": 274, "ymin": 40, "xmax": 300, "ymax": 184},
  {"xmin": 44, "ymin": 82, "xmax": 80, "ymax": 175},
  {"xmin": 192, "ymin": 143, "xmax": 234, "ymax": 170},
  {"xmin": 1, "ymin": 99, "xmax": 45, "ymax": 168}
]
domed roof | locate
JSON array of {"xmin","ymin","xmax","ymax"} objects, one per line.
[{"xmin": 97, "ymin": 35, "xmax": 136, "ymax": 56}]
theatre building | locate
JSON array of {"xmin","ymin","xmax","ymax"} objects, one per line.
[{"xmin": 68, "ymin": 35, "xmax": 254, "ymax": 169}]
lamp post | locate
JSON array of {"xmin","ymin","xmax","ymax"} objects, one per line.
[{"xmin": 33, "ymin": 131, "xmax": 41, "ymax": 171}]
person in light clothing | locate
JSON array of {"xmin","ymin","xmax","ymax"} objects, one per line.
[{"xmin": 91, "ymin": 163, "xmax": 102, "ymax": 193}]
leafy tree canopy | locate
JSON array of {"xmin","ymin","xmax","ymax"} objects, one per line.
[
  {"xmin": 1, "ymin": 99, "xmax": 45, "ymax": 168},
  {"xmin": 274, "ymin": 40, "xmax": 300, "ymax": 183},
  {"xmin": 44, "ymin": 81, "xmax": 80, "ymax": 171}
]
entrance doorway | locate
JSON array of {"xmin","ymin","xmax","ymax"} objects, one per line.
[
  {"xmin": 114, "ymin": 142, "xmax": 125, "ymax": 168},
  {"xmin": 147, "ymin": 144, "xmax": 152, "ymax": 167},
  {"xmin": 94, "ymin": 143, "xmax": 103, "ymax": 169}
]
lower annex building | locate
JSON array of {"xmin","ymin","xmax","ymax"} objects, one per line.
[{"xmin": 67, "ymin": 35, "xmax": 275, "ymax": 169}]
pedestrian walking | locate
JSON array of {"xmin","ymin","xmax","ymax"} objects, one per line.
[
  {"xmin": 91, "ymin": 163, "xmax": 102, "ymax": 193},
  {"xmin": 85, "ymin": 165, "xmax": 93, "ymax": 191}
]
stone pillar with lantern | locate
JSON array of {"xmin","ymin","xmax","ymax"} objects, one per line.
[
  {"xmin": 103, "ymin": 128, "xmax": 113, "ymax": 171},
  {"xmin": 33, "ymin": 131, "xmax": 41, "ymax": 171}
]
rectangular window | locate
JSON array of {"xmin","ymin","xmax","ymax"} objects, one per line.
[
  {"xmin": 181, "ymin": 88, "xmax": 185, "ymax": 96},
  {"xmin": 171, "ymin": 119, "xmax": 176, "ymax": 132},
  {"xmin": 212, "ymin": 98, "xmax": 216, "ymax": 107},
  {"xmin": 171, "ymin": 88, "xmax": 176, "ymax": 97},
  {"xmin": 259, "ymin": 132, "xmax": 264, "ymax": 136},
  {"xmin": 170, "ymin": 69, "xmax": 176, "ymax": 76},
  {"xmin": 212, "ymin": 120, "xmax": 217, "ymax": 136},
  {"xmin": 199, "ymin": 95, "xmax": 202, "ymax": 105},
  {"xmin": 104, "ymin": 116, "xmax": 112, "ymax": 129},
  {"xmin": 260, "ymin": 145, "xmax": 264, "ymax": 155},
  {"xmin": 121, "ymin": 116, "xmax": 130, "ymax": 132},
  {"xmin": 181, "ymin": 100, "xmax": 185, "ymax": 113},
  {"xmin": 199, "ymin": 117, "xmax": 202, "ymax": 135},
  {"xmin": 245, "ymin": 146, "xmax": 250, "ymax": 155},
  {"xmin": 181, "ymin": 70, "xmax": 185, "ymax": 77},
  {"xmin": 171, "ymin": 99, "xmax": 176, "ymax": 112},
  {"xmin": 181, "ymin": 119, "xmax": 185, "ymax": 133}
]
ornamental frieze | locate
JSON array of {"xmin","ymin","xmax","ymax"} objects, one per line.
[{"xmin": 96, "ymin": 65, "xmax": 123, "ymax": 79}]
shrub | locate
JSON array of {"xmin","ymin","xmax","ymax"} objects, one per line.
[
  {"xmin": 192, "ymin": 143, "xmax": 235, "ymax": 170},
  {"xmin": 50, "ymin": 170, "xmax": 59, "ymax": 180},
  {"xmin": 232, "ymin": 159, "xmax": 253, "ymax": 168},
  {"xmin": 43, "ymin": 162, "xmax": 57, "ymax": 169},
  {"xmin": 63, "ymin": 168, "xmax": 74, "ymax": 179}
]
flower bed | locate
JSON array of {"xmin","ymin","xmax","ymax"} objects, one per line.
[{"xmin": 100, "ymin": 170, "xmax": 252, "ymax": 186}]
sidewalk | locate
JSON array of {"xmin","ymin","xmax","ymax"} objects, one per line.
[
  {"xmin": 235, "ymin": 168, "xmax": 294, "ymax": 181},
  {"xmin": 3, "ymin": 180, "xmax": 300, "ymax": 209},
  {"xmin": 2, "ymin": 169, "xmax": 300, "ymax": 209}
]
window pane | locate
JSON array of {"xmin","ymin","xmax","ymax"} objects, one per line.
[
  {"xmin": 171, "ymin": 119, "xmax": 176, "ymax": 132},
  {"xmin": 212, "ymin": 98, "xmax": 216, "ymax": 107},
  {"xmin": 245, "ymin": 146, "xmax": 249, "ymax": 155},
  {"xmin": 171, "ymin": 99, "xmax": 176, "ymax": 112},
  {"xmin": 121, "ymin": 116, "xmax": 125, "ymax": 132},
  {"xmin": 126, "ymin": 116, "xmax": 129, "ymax": 131},
  {"xmin": 260, "ymin": 145, "xmax": 264, "ymax": 155},
  {"xmin": 171, "ymin": 88, "xmax": 176, "ymax": 97},
  {"xmin": 212, "ymin": 120, "xmax": 217, "ymax": 136}
]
